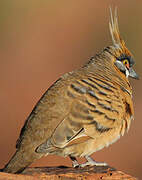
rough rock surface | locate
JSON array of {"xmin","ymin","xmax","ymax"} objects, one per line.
[{"xmin": 0, "ymin": 166, "xmax": 137, "ymax": 180}]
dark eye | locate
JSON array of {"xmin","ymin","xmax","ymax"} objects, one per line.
[{"xmin": 123, "ymin": 59, "xmax": 129, "ymax": 69}]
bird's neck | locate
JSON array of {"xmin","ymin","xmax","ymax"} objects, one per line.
[{"xmin": 82, "ymin": 50, "xmax": 132, "ymax": 94}]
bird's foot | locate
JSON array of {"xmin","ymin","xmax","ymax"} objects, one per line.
[
  {"xmin": 69, "ymin": 156, "xmax": 80, "ymax": 168},
  {"xmin": 80, "ymin": 161, "xmax": 107, "ymax": 167},
  {"xmin": 80, "ymin": 155, "xmax": 107, "ymax": 168},
  {"xmin": 72, "ymin": 160, "xmax": 80, "ymax": 168}
]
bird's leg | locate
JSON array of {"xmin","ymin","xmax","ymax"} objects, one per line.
[
  {"xmin": 69, "ymin": 156, "xmax": 79, "ymax": 168},
  {"xmin": 80, "ymin": 155, "xmax": 107, "ymax": 167}
]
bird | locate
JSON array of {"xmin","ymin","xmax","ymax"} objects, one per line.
[{"xmin": 2, "ymin": 8, "xmax": 139, "ymax": 174}]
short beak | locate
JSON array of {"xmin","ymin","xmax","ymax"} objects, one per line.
[{"xmin": 129, "ymin": 67, "xmax": 139, "ymax": 80}]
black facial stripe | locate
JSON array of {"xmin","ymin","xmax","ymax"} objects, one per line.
[{"xmin": 117, "ymin": 54, "xmax": 135, "ymax": 67}]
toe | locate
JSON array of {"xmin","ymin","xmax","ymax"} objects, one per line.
[
  {"xmin": 94, "ymin": 162, "xmax": 108, "ymax": 166},
  {"xmin": 72, "ymin": 161, "xmax": 80, "ymax": 168}
]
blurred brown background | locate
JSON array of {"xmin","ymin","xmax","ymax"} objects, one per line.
[{"xmin": 0, "ymin": 0, "xmax": 141, "ymax": 178}]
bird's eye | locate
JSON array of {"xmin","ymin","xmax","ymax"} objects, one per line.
[{"xmin": 122, "ymin": 59, "xmax": 129, "ymax": 69}]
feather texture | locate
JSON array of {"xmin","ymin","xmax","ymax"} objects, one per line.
[{"xmin": 2, "ymin": 8, "xmax": 137, "ymax": 173}]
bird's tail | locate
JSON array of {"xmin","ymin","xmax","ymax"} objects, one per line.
[{"xmin": 2, "ymin": 148, "xmax": 42, "ymax": 174}]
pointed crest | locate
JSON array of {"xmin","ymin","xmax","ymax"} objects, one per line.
[{"xmin": 109, "ymin": 7, "xmax": 125, "ymax": 48}]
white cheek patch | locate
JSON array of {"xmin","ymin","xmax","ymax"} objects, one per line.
[
  {"xmin": 115, "ymin": 61, "xmax": 125, "ymax": 72},
  {"xmin": 125, "ymin": 68, "xmax": 129, "ymax": 78},
  {"xmin": 115, "ymin": 60, "xmax": 130, "ymax": 78}
]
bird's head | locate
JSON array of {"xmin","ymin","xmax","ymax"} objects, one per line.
[{"xmin": 107, "ymin": 8, "xmax": 139, "ymax": 80}]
